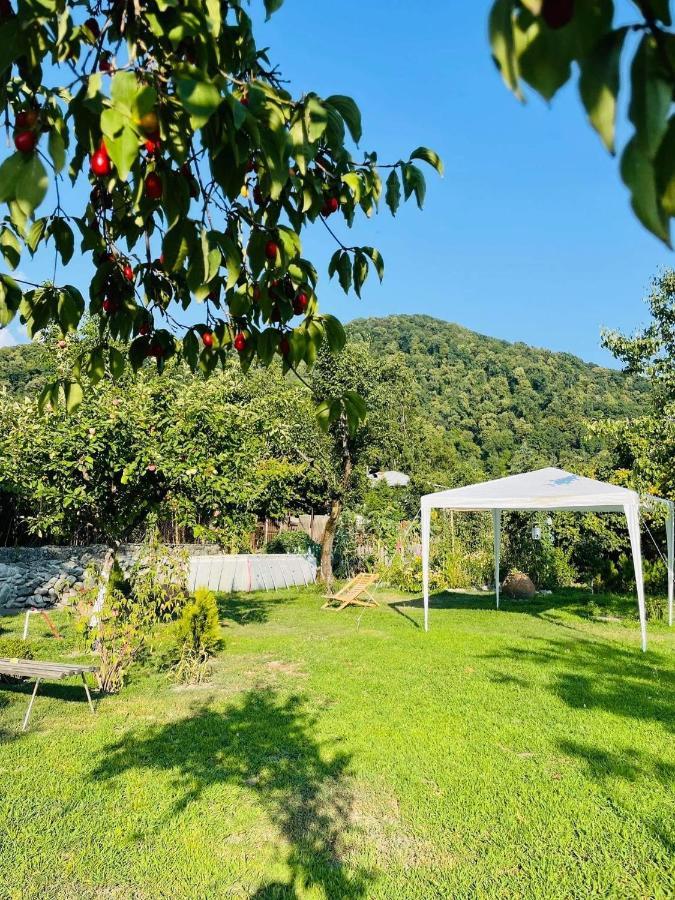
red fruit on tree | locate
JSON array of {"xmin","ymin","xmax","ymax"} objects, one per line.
[
  {"xmin": 123, "ymin": 263, "xmax": 134, "ymax": 281},
  {"xmin": 144, "ymin": 137, "xmax": 160, "ymax": 155},
  {"xmin": 149, "ymin": 341, "xmax": 164, "ymax": 358},
  {"xmin": 265, "ymin": 240, "xmax": 278, "ymax": 261},
  {"xmin": 16, "ymin": 109, "xmax": 38, "ymax": 129},
  {"xmin": 241, "ymin": 93, "xmax": 249, "ymax": 107},
  {"xmin": 541, "ymin": 0, "xmax": 574, "ymax": 29},
  {"xmin": 139, "ymin": 322, "xmax": 150, "ymax": 336},
  {"xmin": 293, "ymin": 292, "xmax": 308, "ymax": 315},
  {"xmin": 253, "ymin": 184, "xmax": 264, "ymax": 205},
  {"xmin": 270, "ymin": 306, "xmax": 281, "ymax": 323},
  {"xmin": 102, "ymin": 297, "xmax": 118, "ymax": 315},
  {"xmin": 328, "ymin": 196, "xmax": 339, "ymax": 213},
  {"xmin": 233, "ymin": 332, "xmax": 247, "ymax": 352},
  {"xmin": 14, "ymin": 130, "xmax": 37, "ymax": 153},
  {"xmin": 144, "ymin": 172, "xmax": 163, "ymax": 200},
  {"xmin": 99, "ymin": 53, "xmax": 113, "ymax": 73},
  {"xmin": 279, "ymin": 336, "xmax": 290, "ymax": 356},
  {"xmin": 90, "ymin": 143, "xmax": 111, "ymax": 177},
  {"xmin": 202, "ymin": 330, "xmax": 214, "ymax": 348},
  {"xmin": 252, "ymin": 284, "xmax": 261, "ymax": 301}
]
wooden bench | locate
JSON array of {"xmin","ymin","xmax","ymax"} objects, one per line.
[
  {"xmin": 0, "ymin": 659, "xmax": 99, "ymax": 731},
  {"xmin": 321, "ymin": 573, "xmax": 380, "ymax": 611}
]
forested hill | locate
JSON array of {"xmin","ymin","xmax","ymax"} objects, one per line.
[
  {"xmin": 0, "ymin": 314, "xmax": 646, "ymax": 478},
  {"xmin": 346, "ymin": 315, "xmax": 647, "ymax": 476}
]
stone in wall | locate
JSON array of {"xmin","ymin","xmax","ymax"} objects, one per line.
[{"xmin": 0, "ymin": 544, "xmax": 220, "ymax": 610}]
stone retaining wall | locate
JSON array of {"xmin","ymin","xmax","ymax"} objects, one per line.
[{"xmin": 0, "ymin": 544, "xmax": 221, "ymax": 610}]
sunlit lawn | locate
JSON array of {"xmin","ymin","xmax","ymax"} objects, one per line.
[{"xmin": 0, "ymin": 586, "xmax": 673, "ymax": 899}]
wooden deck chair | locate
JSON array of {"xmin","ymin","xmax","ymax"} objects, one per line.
[{"xmin": 321, "ymin": 573, "xmax": 380, "ymax": 611}]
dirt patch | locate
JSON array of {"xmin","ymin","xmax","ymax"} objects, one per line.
[
  {"xmin": 265, "ymin": 659, "xmax": 307, "ymax": 677},
  {"xmin": 343, "ymin": 781, "xmax": 456, "ymax": 870}
]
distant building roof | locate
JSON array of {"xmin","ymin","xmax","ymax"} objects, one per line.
[{"xmin": 368, "ymin": 470, "xmax": 410, "ymax": 487}]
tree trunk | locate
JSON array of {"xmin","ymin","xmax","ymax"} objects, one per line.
[
  {"xmin": 318, "ymin": 415, "xmax": 352, "ymax": 586},
  {"xmin": 320, "ymin": 497, "xmax": 343, "ymax": 586}
]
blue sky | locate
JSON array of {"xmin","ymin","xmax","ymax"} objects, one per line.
[{"xmin": 2, "ymin": 1, "xmax": 671, "ymax": 365}]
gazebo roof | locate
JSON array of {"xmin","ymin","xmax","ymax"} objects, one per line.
[{"xmin": 420, "ymin": 467, "xmax": 664, "ymax": 513}]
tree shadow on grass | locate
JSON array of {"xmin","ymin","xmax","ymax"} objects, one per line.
[
  {"xmin": 90, "ymin": 688, "xmax": 371, "ymax": 898},
  {"xmin": 217, "ymin": 592, "xmax": 292, "ymax": 626},
  {"xmin": 485, "ymin": 637, "xmax": 674, "ymax": 731},
  {"xmin": 398, "ymin": 588, "xmax": 639, "ymax": 622},
  {"xmin": 558, "ymin": 739, "xmax": 675, "ymax": 856}
]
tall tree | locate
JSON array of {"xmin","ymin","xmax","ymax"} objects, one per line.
[{"xmin": 0, "ymin": 0, "xmax": 441, "ymax": 430}]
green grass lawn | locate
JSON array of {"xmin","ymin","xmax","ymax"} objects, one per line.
[{"xmin": 0, "ymin": 587, "xmax": 673, "ymax": 899}]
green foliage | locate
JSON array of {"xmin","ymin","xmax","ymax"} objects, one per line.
[
  {"xmin": 170, "ymin": 587, "xmax": 221, "ymax": 684},
  {"xmin": 129, "ymin": 524, "xmax": 190, "ymax": 623},
  {"xmin": 265, "ymin": 530, "xmax": 320, "ymax": 558},
  {"xmin": 173, "ymin": 588, "xmax": 221, "ymax": 659},
  {"xmin": 0, "ymin": 636, "xmax": 33, "ymax": 660},
  {"xmin": 488, "ymin": 1, "xmax": 675, "ymax": 245},
  {"xmin": 0, "ymin": 1, "xmax": 440, "ymax": 431}
]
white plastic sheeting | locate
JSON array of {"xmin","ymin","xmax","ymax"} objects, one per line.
[
  {"xmin": 421, "ymin": 467, "xmax": 674, "ymax": 651},
  {"xmin": 188, "ymin": 553, "xmax": 317, "ymax": 594}
]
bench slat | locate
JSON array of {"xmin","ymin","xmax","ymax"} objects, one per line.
[{"xmin": 0, "ymin": 658, "xmax": 98, "ymax": 678}]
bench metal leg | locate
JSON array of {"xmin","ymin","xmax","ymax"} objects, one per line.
[
  {"xmin": 81, "ymin": 673, "xmax": 95, "ymax": 714},
  {"xmin": 22, "ymin": 678, "xmax": 41, "ymax": 731},
  {"xmin": 22, "ymin": 610, "xmax": 31, "ymax": 640}
]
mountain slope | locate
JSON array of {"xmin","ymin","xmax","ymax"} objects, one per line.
[{"xmin": 346, "ymin": 314, "xmax": 646, "ymax": 475}]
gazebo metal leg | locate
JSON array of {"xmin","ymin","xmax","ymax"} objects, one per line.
[
  {"xmin": 81, "ymin": 673, "xmax": 95, "ymax": 714},
  {"xmin": 22, "ymin": 678, "xmax": 41, "ymax": 731}
]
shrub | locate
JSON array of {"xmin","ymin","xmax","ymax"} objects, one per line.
[
  {"xmin": 128, "ymin": 524, "xmax": 189, "ymax": 622},
  {"xmin": 170, "ymin": 588, "xmax": 221, "ymax": 684},
  {"xmin": 266, "ymin": 530, "xmax": 320, "ymax": 558}
]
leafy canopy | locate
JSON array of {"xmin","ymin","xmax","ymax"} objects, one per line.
[
  {"xmin": 0, "ymin": 0, "xmax": 441, "ymax": 431},
  {"xmin": 489, "ymin": 0, "xmax": 675, "ymax": 246}
]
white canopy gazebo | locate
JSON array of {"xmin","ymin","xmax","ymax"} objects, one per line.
[{"xmin": 421, "ymin": 467, "xmax": 674, "ymax": 651}]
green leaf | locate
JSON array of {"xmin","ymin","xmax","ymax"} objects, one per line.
[
  {"xmin": 175, "ymin": 75, "xmax": 222, "ymax": 129},
  {"xmin": 516, "ymin": 17, "xmax": 572, "ymax": 101},
  {"xmin": 0, "ymin": 153, "xmax": 25, "ymax": 204},
  {"xmin": 620, "ymin": 136, "xmax": 670, "ymax": 246},
  {"xmin": 101, "ymin": 110, "xmax": 138, "ymax": 179},
  {"xmin": 64, "ymin": 380, "xmax": 83, "ymax": 414},
  {"xmin": 322, "ymin": 314, "xmax": 346, "ymax": 352},
  {"xmin": 361, "ymin": 246, "xmax": 384, "ymax": 281},
  {"xmin": 304, "ymin": 96, "xmax": 328, "ymax": 142},
  {"xmin": 353, "ymin": 252, "xmax": 369, "ymax": 299},
  {"xmin": 109, "ymin": 347, "xmax": 125, "ymax": 381},
  {"xmin": 402, "ymin": 163, "xmax": 426, "ymax": 208},
  {"xmin": 629, "ymin": 35, "xmax": 671, "ymax": 159},
  {"xmin": 15, "ymin": 156, "xmax": 49, "ymax": 217},
  {"xmin": 0, "ymin": 274, "xmax": 22, "ymax": 326},
  {"xmin": 409, "ymin": 147, "xmax": 444, "ymax": 175},
  {"xmin": 52, "ymin": 218, "xmax": 74, "ymax": 265},
  {"xmin": 0, "ymin": 227, "xmax": 20, "ymax": 270},
  {"xmin": 655, "ymin": 116, "xmax": 675, "ymax": 216},
  {"xmin": 57, "ymin": 287, "xmax": 84, "ymax": 334},
  {"xmin": 258, "ymin": 328, "xmax": 279, "ymax": 365},
  {"xmin": 264, "ymin": 0, "xmax": 283, "ymax": 20},
  {"xmin": 385, "ymin": 169, "xmax": 401, "ymax": 216},
  {"xmin": 26, "ymin": 218, "xmax": 48, "ymax": 253},
  {"xmin": 489, "ymin": 0, "xmax": 522, "ymax": 98},
  {"xmin": 343, "ymin": 390, "xmax": 367, "ymax": 435},
  {"xmin": 315, "ymin": 399, "xmax": 331, "ymax": 432},
  {"xmin": 579, "ymin": 28, "xmax": 627, "ymax": 154},
  {"xmin": 325, "ymin": 95, "xmax": 362, "ymax": 144},
  {"xmin": 47, "ymin": 128, "xmax": 66, "ymax": 174},
  {"xmin": 336, "ymin": 252, "xmax": 352, "ymax": 295}
]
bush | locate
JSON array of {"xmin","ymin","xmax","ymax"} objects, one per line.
[
  {"xmin": 170, "ymin": 588, "xmax": 221, "ymax": 684},
  {"xmin": 129, "ymin": 523, "xmax": 190, "ymax": 623},
  {"xmin": 266, "ymin": 530, "xmax": 320, "ymax": 558}
]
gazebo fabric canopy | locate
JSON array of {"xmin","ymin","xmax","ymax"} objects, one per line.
[{"xmin": 421, "ymin": 467, "xmax": 675, "ymax": 652}]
